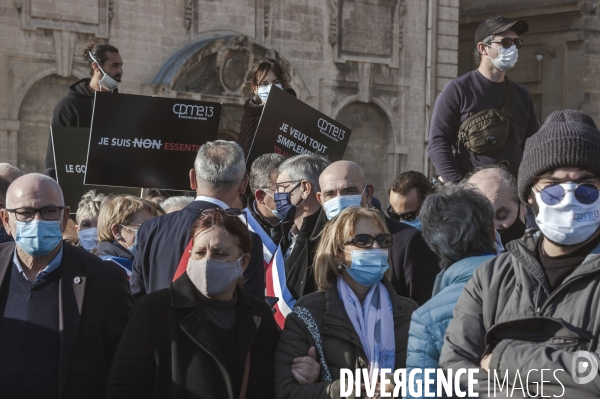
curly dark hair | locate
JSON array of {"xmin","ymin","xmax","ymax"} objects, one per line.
[{"xmin": 83, "ymin": 42, "xmax": 119, "ymax": 77}]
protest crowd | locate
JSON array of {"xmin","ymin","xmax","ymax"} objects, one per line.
[{"xmin": 3, "ymin": 15, "xmax": 600, "ymax": 399}]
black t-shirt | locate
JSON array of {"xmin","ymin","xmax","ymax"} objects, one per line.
[{"xmin": 537, "ymin": 233, "xmax": 600, "ymax": 292}]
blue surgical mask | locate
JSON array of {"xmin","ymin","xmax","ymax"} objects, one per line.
[
  {"xmin": 273, "ymin": 182, "xmax": 302, "ymax": 221},
  {"xmin": 14, "ymin": 220, "xmax": 63, "ymax": 257},
  {"xmin": 78, "ymin": 227, "xmax": 98, "ymax": 252},
  {"xmin": 121, "ymin": 225, "xmax": 139, "ymax": 257},
  {"xmin": 263, "ymin": 191, "xmax": 284, "ymax": 221},
  {"xmin": 342, "ymin": 248, "xmax": 389, "ymax": 287},
  {"xmin": 400, "ymin": 216, "xmax": 422, "ymax": 230},
  {"xmin": 323, "ymin": 185, "xmax": 367, "ymax": 220}
]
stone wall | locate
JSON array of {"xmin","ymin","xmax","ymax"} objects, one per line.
[
  {"xmin": 0, "ymin": 0, "xmax": 457, "ymax": 206},
  {"xmin": 458, "ymin": 0, "xmax": 600, "ymax": 125}
]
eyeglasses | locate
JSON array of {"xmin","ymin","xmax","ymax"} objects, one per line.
[
  {"xmin": 5, "ymin": 206, "xmax": 65, "ymax": 222},
  {"xmin": 344, "ymin": 233, "xmax": 393, "ymax": 249},
  {"xmin": 535, "ymin": 183, "xmax": 600, "ymax": 206},
  {"xmin": 387, "ymin": 206, "xmax": 419, "ymax": 222},
  {"xmin": 200, "ymin": 208, "xmax": 247, "ymax": 226},
  {"xmin": 275, "ymin": 180, "xmax": 301, "ymax": 193},
  {"xmin": 489, "ymin": 38, "xmax": 523, "ymax": 49}
]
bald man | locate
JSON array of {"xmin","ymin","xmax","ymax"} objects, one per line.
[
  {"xmin": 0, "ymin": 174, "xmax": 133, "ymax": 398},
  {"xmin": 463, "ymin": 165, "xmax": 526, "ymax": 247},
  {"xmin": 317, "ymin": 161, "xmax": 441, "ymax": 305}
]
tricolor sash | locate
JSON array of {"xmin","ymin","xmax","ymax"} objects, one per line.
[
  {"xmin": 241, "ymin": 208, "xmax": 277, "ymax": 264},
  {"xmin": 266, "ymin": 244, "xmax": 296, "ymax": 328},
  {"xmin": 101, "ymin": 255, "xmax": 133, "ymax": 278}
]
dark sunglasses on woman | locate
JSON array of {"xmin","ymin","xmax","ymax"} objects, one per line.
[{"xmin": 344, "ymin": 233, "xmax": 393, "ymax": 249}]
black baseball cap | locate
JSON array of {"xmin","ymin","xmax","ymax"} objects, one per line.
[{"xmin": 474, "ymin": 16, "xmax": 528, "ymax": 44}]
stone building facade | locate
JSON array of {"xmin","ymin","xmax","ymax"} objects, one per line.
[
  {"xmin": 459, "ymin": 0, "xmax": 600, "ymax": 125},
  {"xmin": 0, "ymin": 0, "xmax": 458, "ymax": 205}
]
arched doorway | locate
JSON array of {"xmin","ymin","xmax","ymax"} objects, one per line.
[
  {"xmin": 336, "ymin": 102, "xmax": 393, "ymax": 208},
  {"xmin": 17, "ymin": 74, "xmax": 78, "ymax": 173}
]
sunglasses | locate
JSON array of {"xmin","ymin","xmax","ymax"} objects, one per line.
[
  {"xmin": 344, "ymin": 233, "xmax": 393, "ymax": 249},
  {"xmin": 200, "ymin": 208, "xmax": 247, "ymax": 226},
  {"xmin": 386, "ymin": 206, "xmax": 419, "ymax": 222},
  {"xmin": 489, "ymin": 38, "xmax": 523, "ymax": 49},
  {"xmin": 535, "ymin": 183, "xmax": 600, "ymax": 206}
]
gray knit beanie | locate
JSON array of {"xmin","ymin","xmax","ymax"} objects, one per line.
[{"xmin": 518, "ymin": 110, "xmax": 600, "ymax": 202}]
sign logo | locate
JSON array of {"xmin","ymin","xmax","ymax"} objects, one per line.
[
  {"xmin": 571, "ymin": 350, "xmax": 599, "ymax": 384},
  {"xmin": 172, "ymin": 104, "xmax": 215, "ymax": 120},
  {"xmin": 317, "ymin": 118, "xmax": 346, "ymax": 142}
]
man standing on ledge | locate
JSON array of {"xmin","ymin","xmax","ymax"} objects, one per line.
[
  {"xmin": 47, "ymin": 42, "xmax": 123, "ymax": 169},
  {"xmin": 428, "ymin": 16, "xmax": 538, "ymax": 183}
]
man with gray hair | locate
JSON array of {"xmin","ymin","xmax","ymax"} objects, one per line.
[
  {"xmin": 0, "ymin": 173, "xmax": 133, "ymax": 397},
  {"xmin": 463, "ymin": 165, "xmax": 526, "ymax": 248},
  {"xmin": 247, "ymin": 153, "xmax": 286, "ymax": 244},
  {"xmin": 130, "ymin": 140, "xmax": 265, "ymax": 299},
  {"xmin": 0, "ymin": 163, "xmax": 24, "ymax": 183},
  {"xmin": 266, "ymin": 154, "xmax": 329, "ymax": 325}
]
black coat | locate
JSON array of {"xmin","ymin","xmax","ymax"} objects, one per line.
[
  {"xmin": 47, "ymin": 78, "xmax": 119, "ymax": 168},
  {"xmin": 130, "ymin": 200, "xmax": 265, "ymax": 299},
  {"xmin": 107, "ymin": 273, "xmax": 279, "ymax": 399},
  {"xmin": 385, "ymin": 217, "xmax": 442, "ymax": 306},
  {"xmin": 237, "ymin": 88, "xmax": 297, "ymax": 159},
  {"xmin": 0, "ymin": 242, "xmax": 134, "ymax": 399},
  {"xmin": 282, "ymin": 209, "xmax": 441, "ymax": 305}
]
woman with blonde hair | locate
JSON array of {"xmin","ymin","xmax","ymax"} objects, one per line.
[
  {"xmin": 97, "ymin": 195, "xmax": 162, "ymax": 274},
  {"xmin": 75, "ymin": 190, "xmax": 105, "ymax": 251},
  {"xmin": 275, "ymin": 207, "xmax": 417, "ymax": 398}
]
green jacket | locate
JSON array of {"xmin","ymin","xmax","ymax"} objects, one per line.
[{"xmin": 440, "ymin": 231, "xmax": 600, "ymax": 397}]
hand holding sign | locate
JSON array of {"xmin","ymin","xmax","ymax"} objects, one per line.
[
  {"xmin": 246, "ymin": 86, "xmax": 351, "ymax": 165},
  {"xmin": 84, "ymin": 93, "xmax": 222, "ymax": 190}
]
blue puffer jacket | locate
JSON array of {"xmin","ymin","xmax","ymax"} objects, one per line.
[{"xmin": 405, "ymin": 254, "xmax": 496, "ymax": 398}]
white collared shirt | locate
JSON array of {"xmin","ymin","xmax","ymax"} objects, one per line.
[{"xmin": 194, "ymin": 196, "xmax": 229, "ymax": 210}]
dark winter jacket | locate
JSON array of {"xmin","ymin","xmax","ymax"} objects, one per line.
[
  {"xmin": 274, "ymin": 278, "xmax": 417, "ymax": 399},
  {"xmin": 238, "ymin": 88, "xmax": 297, "ymax": 159},
  {"xmin": 107, "ymin": 273, "xmax": 279, "ymax": 399},
  {"xmin": 0, "ymin": 242, "xmax": 134, "ymax": 399},
  {"xmin": 282, "ymin": 209, "xmax": 440, "ymax": 304},
  {"xmin": 47, "ymin": 78, "xmax": 118, "ymax": 168},
  {"xmin": 439, "ymin": 231, "xmax": 600, "ymax": 397}
]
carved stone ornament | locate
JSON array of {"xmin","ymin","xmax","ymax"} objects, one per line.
[{"xmin": 184, "ymin": 0, "xmax": 193, "ymax": 30}]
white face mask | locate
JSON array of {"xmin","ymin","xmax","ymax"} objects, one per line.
[
  {"xmin": 534, "ymin": 183, "xmax": 600, "ymax": 245},
  {"xmin": 78, "ymin": 227, "xmax": 98, "ymax": 252},
  {"xmin": 187, "ymin": 255, "xmax": 244, "ymax": 297},
  {"xmin": 486, "ymin": 44, "xmax": 518, "ymax": 72},
  {"xmin": 257, "ymin": 83, "xmax": 283, "ymax": 103},
  {"xmin": 495, "ymin": 230, "xmax": 505, "ymax": 254}
]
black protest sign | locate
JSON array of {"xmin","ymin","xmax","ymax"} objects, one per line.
[
  {"xmin": 51, "ymin": 126, "xmax": 141, "ymax": 211},
  {"xmin": 246, "ymin": 86, "xmax": 352, "ymax": 166},
  {"xmin": 84, "ymin": 92, "xmax": 222, "ymax": 189}
]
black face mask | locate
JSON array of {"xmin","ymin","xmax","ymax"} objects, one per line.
[{"xmin": 497, "ymin": 206, "xmax": 526, "ymax": 247}]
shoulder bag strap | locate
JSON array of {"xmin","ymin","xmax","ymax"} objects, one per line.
[
  {"xmin": 292, "ymin": 306, "xmax": 333, "ymax": 381},
  {"xmin": 239, "ymin": 351, "xmax": 251, "ymax": 399}
]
